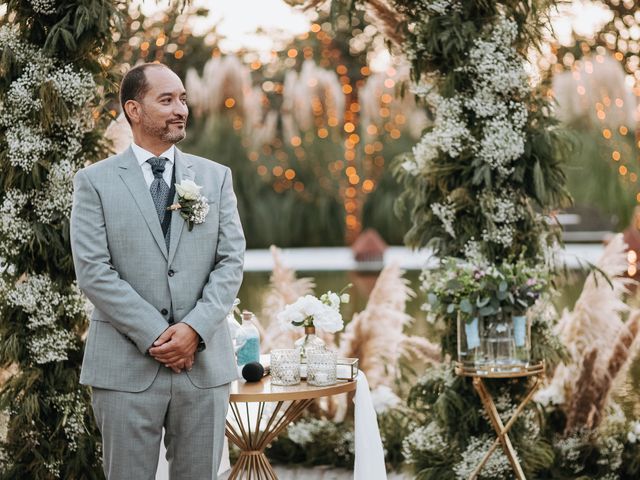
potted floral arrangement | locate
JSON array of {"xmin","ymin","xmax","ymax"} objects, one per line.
[
  {"xmin": 277, "ymin": 285, "xmax": 351, "ymax": 357},
  {"xmin": 422, "ymin": 257, "xmax": 547, "ymax": 371}
]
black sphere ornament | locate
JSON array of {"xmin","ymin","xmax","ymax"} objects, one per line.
[{"xmin": 242, "ymin": 362, "xmax": 264, "ymax": 382}]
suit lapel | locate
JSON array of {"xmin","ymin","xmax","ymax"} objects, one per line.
[
  {"xmin": 168, "ymin": 148, "xmax": 194, "ymax": 265},
  {"xmin": 118, "ymin": 147, "xmax": 169, "ymax": 260}
]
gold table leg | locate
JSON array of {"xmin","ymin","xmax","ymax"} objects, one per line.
[
  {"xmin": 469, "ymin": 374, "xmax": 543, "ymax": 480},
  {"xmin": 225, "ymin": 399, "xmax": 314, "ymax": 480}
]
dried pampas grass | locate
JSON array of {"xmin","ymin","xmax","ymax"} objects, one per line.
[
  {"xmin": 340, "ymin": 262, "xmax": 439, "ymax": 389},
  {"xmin": 565, "ymin": 313, "xmax": 640, "ymax": 432},
  {"xmin": 545, "ymin": 234, "xmax": 640, "ymax": 433},
  {"xmin": 564, "ymin": 348, "xmax": 600, "ymax": 432},
  {"xmin": 363, "ymin": 0, "xmax": 405, "ymax": 46},
  {"xmin": 548, "ymin": 234, "xmax": 634, "ymax": 403}
]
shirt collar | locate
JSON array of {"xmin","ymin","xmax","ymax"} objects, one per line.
[{"xmin": 131, "ymin": 142, "xmax": 175, "ymax": 167}]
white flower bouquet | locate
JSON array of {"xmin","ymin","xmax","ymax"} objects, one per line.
[{"xmin": 277, "ymin": 286, "xmax": 351, "ymax": 334}]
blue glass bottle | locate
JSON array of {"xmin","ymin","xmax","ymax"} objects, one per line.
[{"xmin": 235, "ymin": 310, "xmax": 261, "ymax": 367}]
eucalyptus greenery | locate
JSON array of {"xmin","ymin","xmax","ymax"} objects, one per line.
[
  {"xmin": 0, "ymin": 1, "xmax": 123, "ymax": 478},
  {"xmin": 422, "ymin": 257, "xmax": 548, "ymax": 324}
]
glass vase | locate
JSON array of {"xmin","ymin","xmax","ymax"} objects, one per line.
[
  {"xmin": 294, "ymin": 325, "xmax": 325, "ymax": 360},
  {"xmin": 482, "ymin": 313, "xmax": 517, "ymax": 372},
  {"xmin": 457, "ymin": 314, "xmax": 485, "ymax": 371},
  {"xmin": 457, "ymin": 311, "xmax": 530, "ymax": 373}
]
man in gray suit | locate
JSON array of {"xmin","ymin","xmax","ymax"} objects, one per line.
[{"xmin": 71, "ymin": 63, "xmax": 245, "ymax": 479}]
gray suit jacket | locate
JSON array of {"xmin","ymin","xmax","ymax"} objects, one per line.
[{"xmin": 71, "ymin": 147, "xmax": 245, "ymax": 392}]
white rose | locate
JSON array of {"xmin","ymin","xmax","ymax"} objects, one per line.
[
  {"xmin": 175, "ymin": 179, "xmax": 203, "ymax": 200},
  {"xmin": 299, "ymin": 295, "xmax": 325, "ymax": 317},
  {"xmin": 277, "ymin": 302, "xmax": 306, "ymax": 330},
  {"xmin": 277, "ymin": 295, "xmax": 322, "ymax": 330},
  {"xmin": 312, "ymin": 304, "xmax": 343, "ymax": 333},
  {"xmin": 340, "ymin": 293, "xmax": 350, "ymax": 303}
]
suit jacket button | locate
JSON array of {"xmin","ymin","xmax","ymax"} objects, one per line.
[
  {"xmin": 161, "ymin": 308, "xmax": 168, "ymax": 315},
  {"xmin": 168, "ymin": 269, "xmax": 175, "ymax": 277}
]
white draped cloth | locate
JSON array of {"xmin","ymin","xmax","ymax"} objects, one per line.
[
  {"xmin": 156, "ymin": 370, "xmax": 386, "ymax": 479},
  {"xmin": 353, "ymin": 371, "xmax": 387, "ymax": 480}
]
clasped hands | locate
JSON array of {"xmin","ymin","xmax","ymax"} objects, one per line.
[{"xmin": 149, "ymin": 323, "xmax": 200, "ymax": 373}]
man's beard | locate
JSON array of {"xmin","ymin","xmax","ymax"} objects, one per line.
[
  {"xmin": 141, "ymin": 116, "xmax": 186, "ymax": 144},
  {"xmin": 161, "ymin": 126, "xmax": 186, "ymax": 144}
]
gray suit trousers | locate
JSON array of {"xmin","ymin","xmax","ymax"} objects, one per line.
[{"xmin": 92, "ymin": 368, "xmax": 230, "ymax": 480}]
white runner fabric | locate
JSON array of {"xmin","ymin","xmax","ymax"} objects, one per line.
[
  {"xmin": 156, "ymin": 370, "xmax": 386, "ymax": 479},
  {"xmin": 353, "ymin": 370, "xmax": 387, "ymax": 480}
]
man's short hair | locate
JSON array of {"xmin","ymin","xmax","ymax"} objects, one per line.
[{"xmin": 119, "ymin": 63, "xmax": 167, "ymax": 124}]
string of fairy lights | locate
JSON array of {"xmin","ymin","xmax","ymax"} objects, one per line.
[{"xmin": 548, "ymin": 2, "xmax": 639, "ymax": 274}]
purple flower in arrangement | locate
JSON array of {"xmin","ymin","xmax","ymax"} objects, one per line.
[
  {"xmin": 474, "ymin": 270, "xmax": 485, "ymax": 279},
  {"xmin": 526, "ymin": 278, "xmax": 537, "ymax": 286}
]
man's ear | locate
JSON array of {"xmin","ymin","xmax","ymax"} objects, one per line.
[{"xmin": 124, "ymin": 99, "xmax": 141, "ymax": 124}]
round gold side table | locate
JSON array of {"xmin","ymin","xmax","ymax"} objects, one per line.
[
  {"xmin": 455, "ymin": 362, "xmax": 545, "ymax": 480},
  {"xmin": 226, "ymin": 376, "xmax": 357, "ymax": 480}
]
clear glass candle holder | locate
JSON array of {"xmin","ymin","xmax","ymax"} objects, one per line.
[
  {"xmin": 270, "ymin": 349, "xmax": 301, "ymax": 386},
  {"xmin": 307, "ymin": 349, "xmax": 337, "ymax": 386}
]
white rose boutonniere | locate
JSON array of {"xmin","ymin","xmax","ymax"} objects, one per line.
[{"xmin": 167, "ymin": 180, "xmax": 209, "ymax": 231}]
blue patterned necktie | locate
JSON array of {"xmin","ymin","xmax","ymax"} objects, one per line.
[{"xmin": 147, "ymin": 156, "xmax": 171, "ymax": 248}]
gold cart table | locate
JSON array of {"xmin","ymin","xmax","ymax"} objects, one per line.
[
  {"xmin": 455, "ymin": 362, "xmax": 545, "ymax": 480},
  {"xmin": 226, "ymin": 376, "xmax": 357, "ymax": 480}
]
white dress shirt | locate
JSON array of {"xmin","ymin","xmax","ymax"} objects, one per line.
[{"xmin": 130, "ymin": 143, "xmax": 175, "ymax": 188}]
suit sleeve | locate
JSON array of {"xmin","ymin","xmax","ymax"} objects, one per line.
[
  {"xmin": 70, "ymin": 168, "xmax": 169, "ymax": 354},
  {"xmin": 181, "ymin": 167, "xmax": 245, "ymax": 348}
]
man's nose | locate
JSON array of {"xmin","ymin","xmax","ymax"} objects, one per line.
[{"xmin": 174, "ymin": 100, "xmax": 188, "ymax": 117}]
